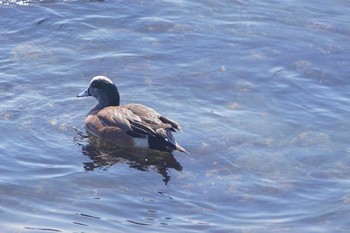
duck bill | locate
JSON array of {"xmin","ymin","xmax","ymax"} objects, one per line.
[{"xmin": 77, "ymin": 89, "xmax": 90, "ymax": 97}]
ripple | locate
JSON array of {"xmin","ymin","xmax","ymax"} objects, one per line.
[
  {"xmin": 24, "ymin": 227, "xmax": 62, "ymax": 232},
  {"xmin": 0, "ymin": 109, "xmax": 22, "ymax": 120}
]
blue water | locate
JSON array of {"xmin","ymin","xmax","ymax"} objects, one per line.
[{"xmin": 1, "ymin": 0, "xmax": 350, "ymax": 232}]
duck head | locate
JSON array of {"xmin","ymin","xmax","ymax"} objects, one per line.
[{"xmin": 77, "ymin": 76, "xmax": 120, "ymax": 107}]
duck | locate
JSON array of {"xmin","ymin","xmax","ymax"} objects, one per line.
[{"xmin": 77, "ymin": 76, "xmax": 188, "ymax": 154}]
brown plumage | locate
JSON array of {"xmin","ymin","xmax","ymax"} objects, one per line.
[{"xmin": 77, "ymin": 76, "xmax": 188, "ymax": 154}]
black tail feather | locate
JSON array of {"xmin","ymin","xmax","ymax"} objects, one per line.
[
  {"xmin": 148, "ymin": 129, "xmax": 188, "ymax": 154},
  {"xmin": 148, "ymin": 135, "xmax": 177, "ymax": 152}
]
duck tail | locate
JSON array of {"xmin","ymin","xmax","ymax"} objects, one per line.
[
  {"xmin": 175, "ymin": 143, "xmax": 190, "ymax": 154},
  {"xmin": 148, "ymin": 129, "xmax": 189, "ymax": 154},
  {"xmin": 165, "ymin": 129, "xmax": 189, "ymax": 154}
]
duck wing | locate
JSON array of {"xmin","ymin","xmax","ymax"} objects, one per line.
[
  {"xmin": 97, "ymin": 106, "xmax": 156, "ymax": 138},
  {"xmin": 124, "ymin": 103, "xmax": 181, "ymax": 132},
  {"xmin": 124, "ymin": 104, "xmax": 188, "ymax": 154}
]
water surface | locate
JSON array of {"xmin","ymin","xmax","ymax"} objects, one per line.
[{"xmin": 1, "ymin": 0, "xmax": 350, "ymax": 232}]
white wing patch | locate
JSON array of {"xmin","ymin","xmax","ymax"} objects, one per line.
[{"xmin": 133, "ymin": 137, "xmax": 149, "ymax": 148}]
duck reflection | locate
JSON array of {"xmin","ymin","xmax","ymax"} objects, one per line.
[{"xmin": 74, "ymin": 130, "xmax": 183, "ymax": 185}]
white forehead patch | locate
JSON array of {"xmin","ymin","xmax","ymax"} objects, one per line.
[{"xmin": 90, "ymin": 76, "xmax": 114, "ymax": 85}]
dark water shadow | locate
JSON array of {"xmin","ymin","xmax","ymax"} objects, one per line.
[{"xmin": 74, "ymin": 128, "xmax": 183, "ymax": 185}]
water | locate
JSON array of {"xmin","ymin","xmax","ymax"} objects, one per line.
[{"xmin": 1, "ymin": 0, "xmax": 350, "ymax": 232}]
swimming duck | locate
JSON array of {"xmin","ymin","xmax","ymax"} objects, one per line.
[{"xmin": 77, "ymin": 76, "xmax": 188, "ymax": 154}]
